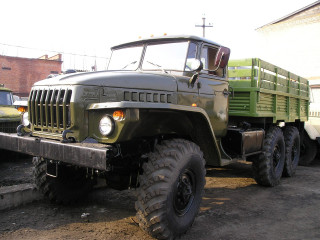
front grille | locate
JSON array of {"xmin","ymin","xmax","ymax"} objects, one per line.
[
  {"xmin": 29, "ymin": 88, "xmax": 72, "ymax": 132},
  {"xmin": 0, "ymin": 121, "xmax": 20, "ymax": 133}
]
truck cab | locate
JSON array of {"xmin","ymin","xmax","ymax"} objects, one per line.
[{"xmin": 21, "ymin": 36, "xmax": 230, "ymax": 166}]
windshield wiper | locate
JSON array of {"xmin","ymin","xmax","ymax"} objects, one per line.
[
  {"xmin": 146, "ymin": 61, "xmax": 168, "ymax": 74},
  {"xmin": 121, "ymin": 61, "xmax": 137, "ymax": 70}
]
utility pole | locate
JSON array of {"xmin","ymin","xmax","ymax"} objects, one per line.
[{"xmin": 195, "ymin": 16, "xmax": 212, "ymax": 38}]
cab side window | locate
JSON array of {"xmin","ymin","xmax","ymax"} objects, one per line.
[{"xmin": 201, "ymin": 46, "xmax": 223, "ymax": 77}]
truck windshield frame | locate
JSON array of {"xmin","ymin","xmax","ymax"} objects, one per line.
[
  {"xmin": 0, "ymin": 91, "xmax": 13, "ymax": 106},
  {"xmin": 108, "ymin": 41, "xmax": 198, "ymax": 72}
]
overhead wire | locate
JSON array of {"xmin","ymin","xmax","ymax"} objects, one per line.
[{"xmin": 0, "ymin": 42, "xmax": 109, "ymax": 59}]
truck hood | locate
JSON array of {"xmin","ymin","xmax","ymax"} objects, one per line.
[
  {"xmin": 34, "ymin": 71, "xmax": 178, "ymax": 92},
  {"xmin": 0, "ymin": 106, "xmax": 20, "ymax": 119}
]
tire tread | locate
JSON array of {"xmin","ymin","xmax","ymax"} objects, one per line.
[{"xmin": 135, "ymin": 139, "xmax": 205, "ymax": 239}]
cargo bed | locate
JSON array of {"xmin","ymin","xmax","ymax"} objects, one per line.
[{"xmin": 228, "ymin": 58, "xmax": 309, "ymax": 123}]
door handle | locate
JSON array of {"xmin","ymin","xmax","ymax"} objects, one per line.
[
  {"xmin": 222, "ymin": 88, "xmax": 234, "ymax": 98},
  {"xmin": 223, "ymin": 88, "xmax": 230, "ymax": 96}
]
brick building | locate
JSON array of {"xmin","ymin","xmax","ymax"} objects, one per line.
[
  {"xmin": 256, "ymin": 1, "xmax": 320, "ymax": 81},
  {"xmin": 0, "ymin": 54, "xmax": 62, "ymax": 97}
]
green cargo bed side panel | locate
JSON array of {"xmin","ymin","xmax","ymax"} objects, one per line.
[{"xmin": 228, "ymin": 58, "xmax": 309, "ymax": 123}]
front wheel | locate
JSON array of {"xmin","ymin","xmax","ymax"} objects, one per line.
[
  {"xmin": 135, "ymin": 139, "xmax": 206, "ymax": 239},
  {"xmin": 33, "ymin": 157, "xmax": 95, "ymax": 204}
]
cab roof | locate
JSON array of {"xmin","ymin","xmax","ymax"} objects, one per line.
[{"xmin": 111, "ymin": 35, "xmax": 223, "ymax": 50}]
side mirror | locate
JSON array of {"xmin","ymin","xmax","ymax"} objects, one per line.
[
  {"xmin": 188, "ymin": 59, "xmax": 203, "ymax": 87},
  {"xmin": 190, "ymin": 59, "xmax": 203, "ymax": 72},
  {"xmin": 214, "ymin": 47, "xmax": 231, "ymax": 69}
]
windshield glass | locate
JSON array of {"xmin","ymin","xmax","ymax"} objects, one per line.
[
  {"xmin": 108, "ymin": 46, "xmax": 143, "ymax": 70},
  {"xmin": 142, "ymin": 42, "xmax": 190, "ymax": 71},
  {"xmin": 108, "ymin": 41, "xmax": 197, "ymax": 72},
  {"xmin": 0, "ymin": 91, "xmax": 13, "ymax": 106}
]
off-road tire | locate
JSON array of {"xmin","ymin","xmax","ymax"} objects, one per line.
[
  {"xmin": 252, "ymin": 127, "xmax": 285, "ymax": 187},
  {"xmin": 33, "ymin": 157, "xmax": 95, "ymax": 204},
  {"xmin": 299, "ymin": 132, "xmax": 318, "ymax": 166},
  {"xmin": 283, "ymin": 126, "xmax": 300, "ymax": 177},
  {"xmin": 135, "ymin": 139, "xmax": 206, "ymax": 239}
]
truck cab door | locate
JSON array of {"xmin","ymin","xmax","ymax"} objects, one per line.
[
  {"xmin": 176, "ymin": 42, "xmax": 200, "ymax": 106},
  {"xmin": 197, "ymin": 44, "xmax": 230, "ymax": 138}
]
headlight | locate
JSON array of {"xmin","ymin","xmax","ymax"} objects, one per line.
[
  {"xmin": 99, "ymin": 115, "xmax": 114, "ymax": 136},
  {"xmin": 22, "ymin": 112, "xmax": 30, "ymax": 127}
]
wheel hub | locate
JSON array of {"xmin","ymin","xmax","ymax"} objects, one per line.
[
  {"xmin": 174, "ymin": 170, "xmax": 195, "ymax": 216},
  {"xmin": 273, "ymin": 145, "xmax": 281, "ymax": 169}
]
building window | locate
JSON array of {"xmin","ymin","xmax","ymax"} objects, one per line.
[
  {"xmin": 50, "ymin": 71, "xmax": 59, "ymax": 74},
  {"xmin": 2, "ymin": 67, "xmax": 11, "ymax": 70}
]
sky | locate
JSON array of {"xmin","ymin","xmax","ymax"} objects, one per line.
[{"xmin": 0, "ymin": 0, "xmax": 316, "ymax": 70}]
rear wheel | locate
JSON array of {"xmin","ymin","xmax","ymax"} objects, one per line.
[
  {"xmin": 252, "ymin": 127, "xmax": 285, "ymax": 187},
  {"xmin": 135, "ymin": 139, "xmax": 206, "ymax": 239},
  {"xmin": 33, "ymin": 157, "xmax": 95, "ymax": 204},
  {"xmin": 283, "ymin": 126, "xmax": 300, "ymax": 177}
]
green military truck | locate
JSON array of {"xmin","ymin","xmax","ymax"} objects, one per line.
[
  {"xmin": 0, "ymin": 84, "xmax": 21, "ymax": 133},
  {"xmin": 0, "ymin": 36, "xmax": 309, "ymax": 239}
]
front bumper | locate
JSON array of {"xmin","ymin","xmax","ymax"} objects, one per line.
[{"xmin": 0, "ymin": 132, "xmax": 111, "ymax": 170}]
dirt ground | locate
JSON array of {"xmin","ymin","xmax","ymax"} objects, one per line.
[{"xmin": 0, "ymin": 156, "xmax": 320, "ymax": 240}]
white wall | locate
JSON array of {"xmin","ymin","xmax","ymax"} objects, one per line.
[{"xmin": 256, "ymin": 5, "xmax": 320, "ymax": 79}]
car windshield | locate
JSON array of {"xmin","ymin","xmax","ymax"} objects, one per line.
[
  {"xmin": 108, "ymin": 46, "xmax": 143, "ymax": 70},
  {"xmin": 0, "ymin": 91, "xmax": 13, "ymax": 106},
  {"xmin": 142, "ymin": 42, "xmax": 190, "ymax": 71}
]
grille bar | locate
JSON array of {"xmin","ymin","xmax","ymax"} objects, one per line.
[
  {"xmin": 39, "ymin": 90, "xmax": 45, "ymax": 127},
  {"xmin": 29, "ymin": 88, "xmax": 72, "ymax": 133},
  {"xmin": 35, "ymin": 90, "xmax": 40, "ymax": 126}
]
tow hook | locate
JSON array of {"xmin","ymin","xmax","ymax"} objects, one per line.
[
  {"xmin": 17, "ymin": 124, "xmax": 26, "ymax": 136},
  {"xmin": 61, "ymin": 130, "xmax": 73, "ymax": 143}
]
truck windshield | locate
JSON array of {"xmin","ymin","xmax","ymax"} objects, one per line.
[
  {"xmin": 108, "ymin": 41, "xmax": 197, "ymax": 72},
  {"xmin": 0, "ymin": 91, "xmax": 13, "ymax": 106},
  {"xmin": 108, "ymin": 46, "xmax": 143, "ymax": 70},
  {"xmin": 142, "ymin": 42, "xmax": 190, "ymax": 71}
]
